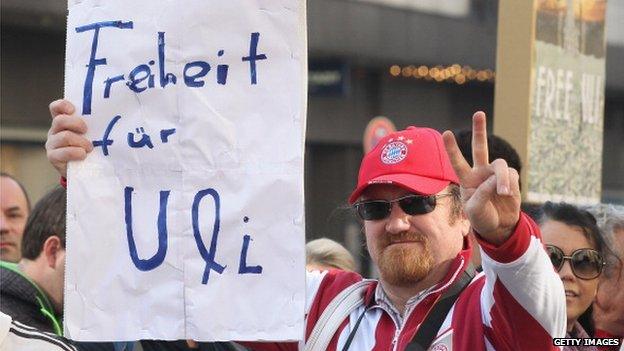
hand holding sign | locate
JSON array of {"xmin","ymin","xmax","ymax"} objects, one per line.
[
  {"xmin": 46, "ymin": 99, "xmax": 93, "ymax": 178},
  {"xmin": 442, "ymin": 112, "xmax": 521, "ymax": 245}
]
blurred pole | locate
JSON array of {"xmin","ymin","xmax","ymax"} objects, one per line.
[{"xmin": 493, "ymin": 1, "xmax": 534, "ymax": 202}]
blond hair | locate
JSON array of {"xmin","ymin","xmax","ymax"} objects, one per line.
[{"xmin": 306, "ymin": 238, "xmax": 356, "ymax": 272}]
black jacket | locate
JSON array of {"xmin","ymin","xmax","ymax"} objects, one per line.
[{"xmin": 0, "ymin": 261, "xmax": 61, "ymax": 334}]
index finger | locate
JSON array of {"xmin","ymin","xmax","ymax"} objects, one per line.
[
  {"xmin": 472, "ymin": 111, "xmax": 489, "ymax": 167},
  {"xmin": 49, "ymin": 99, "xmax": 76, "ymax": 119},
  {"xmin": 442, "ymin": 130, "xmax": 471, "ymax": 181}
]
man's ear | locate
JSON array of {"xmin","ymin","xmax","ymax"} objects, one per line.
[
  {"xmin": 42, "ymin": 236, "xmax": 63, "ymax": 269},
  {"xmin": 460, "ymin": 210, "xmax": 470, "ymax": 237}
]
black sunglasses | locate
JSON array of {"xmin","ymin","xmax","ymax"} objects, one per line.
[
  {"xmin": 545, "ymin": 245, "xmax": 605, "ymax": 280},
  {"xmin": 354, "ymin": 194, "xmax": 451, "ymax": 220}
]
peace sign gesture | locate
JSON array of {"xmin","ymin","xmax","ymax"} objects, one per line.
[{"xmin": 442, "ymin": 112, "xmax": 521, "ymax": 245}]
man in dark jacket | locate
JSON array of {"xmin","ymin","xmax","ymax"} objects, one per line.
[{"xmin": 0, "ymin": 186, "xmax": 66, "ymax": 335}]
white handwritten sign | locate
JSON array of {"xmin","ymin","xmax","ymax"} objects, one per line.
[{"xmin": 63, "ymin": 0, "xmax": 307, "ymax": 342}]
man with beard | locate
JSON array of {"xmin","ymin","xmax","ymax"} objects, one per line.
[
  {"xmin": 46, "ymin": 99, "xmax": 565, "ymax": 350},
  {"xmin": 263, "ymin": 112, "xmax": 564, "ymax": 350}
]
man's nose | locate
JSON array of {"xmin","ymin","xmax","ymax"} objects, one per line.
[
  {"xmin": 385, "ymin": 203, "xmax": 411, "ymax": 234},
  {"xmin": 0, "ymin": 215, "xmax": 8, "ymax": 235}
]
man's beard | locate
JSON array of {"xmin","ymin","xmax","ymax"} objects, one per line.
[{"xmin": 376, "ymin": 231, "xmax": 434, "ymax": 287}]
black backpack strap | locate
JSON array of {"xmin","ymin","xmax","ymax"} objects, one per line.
[
  {"xmin": 340, "ymin": 307, "xmax": 368, "ymax": 351},
  {"xmin": 405, "ymin": 264, "xmax": 476, "ymax": 351}
]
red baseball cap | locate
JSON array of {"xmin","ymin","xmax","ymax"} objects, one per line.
[{"xmin": 348, "ymin": 126, "xmax": 459, "ymax": 204}]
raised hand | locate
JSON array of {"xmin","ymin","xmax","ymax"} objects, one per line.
[
  {"xmin": 45, "ymin": 99, "xmax": 93, "ymax": 178},
  {"xmin": 442, "ymin": 112, "xmax": 521, "ymax": 245}
]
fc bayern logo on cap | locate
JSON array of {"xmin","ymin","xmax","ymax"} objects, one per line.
[{"xmin": 381, "ymin": 141, "xmax": 408, "ymax": 164}]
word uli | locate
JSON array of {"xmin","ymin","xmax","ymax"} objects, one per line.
[
  {"xmin": 76, "ymin": 20, "xmax": 268, "ymax": 115},
  {"xmin": 91, "ymin": 115, "xmax": 176, "ymax": 156},
  {"xmin": 125, "ymin": 186, "xmax": 263, "ymax": 284}
]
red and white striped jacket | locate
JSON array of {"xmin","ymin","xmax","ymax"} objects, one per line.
[{"xmin": 245, "ymin": 213, "xmax": 566, "ymax": 351}]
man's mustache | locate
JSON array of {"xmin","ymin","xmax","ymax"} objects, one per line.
[{"xmin": 379, "ymin": 231, "xmax": 427, "ymax": 247}]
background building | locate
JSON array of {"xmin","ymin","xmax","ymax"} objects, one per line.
[{"xmin": 2, "ymin": 0, "xmax": 623, "ymax": 272}]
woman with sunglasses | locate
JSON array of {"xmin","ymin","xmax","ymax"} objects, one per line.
[{"xmin": 539, "ymin": 202, "xmax": 607, "ymax": 350}]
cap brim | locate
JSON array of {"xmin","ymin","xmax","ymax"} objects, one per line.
[{"xmin": 348, "ymin": 173, "xmax": 453, "ymax": 204}]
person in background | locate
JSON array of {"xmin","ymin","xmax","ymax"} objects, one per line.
[
  {"xmin": 0, "ymin": 186, "xmax": 67, "ymax": 334},
  {"xmin": 0, "ymin": 172, "xmax": 31, "ymax": 263},
  {"xmin": 305, "ymin": 238, "xmax": 356, "ymax": 272},
  {"xmin": 539, "ymin": 202, "xmax": 608, "ymax": 351},
  {"xmin": 453, "ymin": 130, "xmax": 522, "ymax": 178},
  {"xmin": 587, "ymin": 204, "xmax": 624, "ymax": 350}
]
